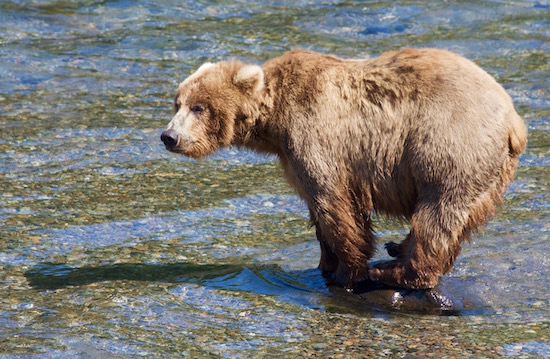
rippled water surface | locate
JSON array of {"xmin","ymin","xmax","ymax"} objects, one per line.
[{"xmin": 1, "ymin": 1, "xmax": 549, "ymax": 357}]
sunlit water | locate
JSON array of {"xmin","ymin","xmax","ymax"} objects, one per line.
[{"xmin": 0, "ymin": 1, "xmax": 548, "ymax": 357}]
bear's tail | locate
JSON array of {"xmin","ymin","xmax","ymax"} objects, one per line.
[
  {"xmin": 501, "ymin": 110, "xmax": 527, "ymax": 189},
  {"xmin": 508, "ymin": 111, "xmax": 527, "ymax": 157}
]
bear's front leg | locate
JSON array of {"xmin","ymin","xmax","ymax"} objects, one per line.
[
  {"xmin": 312, "ymin": 195, "xmax": 377, "ymax": 288},
  {"xmin": 316, "ymin": 226, "xmax": 339, "ymax": 277}
]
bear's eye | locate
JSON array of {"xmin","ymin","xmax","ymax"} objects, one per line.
[
  {"xmin": 174, "ymin": 94, "xmax": 181, "ymax": 113},
  {"xmin": 191, "ymin": 104, "xmax": 205, "ymax": 114}
]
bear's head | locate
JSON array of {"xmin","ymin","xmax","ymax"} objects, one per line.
[{"xmin": 161, "ymin": 61, "xmax": 265, "ymax": 158}]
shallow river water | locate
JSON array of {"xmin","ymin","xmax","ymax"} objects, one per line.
[{"xmin": 1, "ymin": 1, "xmax": 549, "ymax": 357}]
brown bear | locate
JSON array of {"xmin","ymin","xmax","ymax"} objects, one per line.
[{"xmin": 161, "ymin": 48, "xmax": 527, "ymax": 290}]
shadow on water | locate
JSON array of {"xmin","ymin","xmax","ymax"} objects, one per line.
[
  {"xmin": 25, "ymin": 260, "xmax": 465, "ymax": 316},
  {"xmin": 25, "ymin": 262, "xmax": 252, "ymax": 290}
]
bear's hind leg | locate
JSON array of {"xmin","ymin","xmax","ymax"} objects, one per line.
[{"xmin": 370, "ymin": 202, "xmax": 468, "ymax": 289}]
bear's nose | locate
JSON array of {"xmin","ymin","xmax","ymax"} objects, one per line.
[{"xmin": 161, "ymin": 129, "xmax": 179, "ymax": 150}]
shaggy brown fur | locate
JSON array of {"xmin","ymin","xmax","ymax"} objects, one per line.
[{"xmin": 161, "ymin": 48, "xmax": 527, "ymax": 289}]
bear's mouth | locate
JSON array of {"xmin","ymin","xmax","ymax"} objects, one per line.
[
  {"xmin": 165, "ymin": 145, "xmax": 191, "ymax": 156},
  {"xmin": 166, "ymin": 143, "xmax": 206, "ymax": 159},
  {"xmin": 160, "ymin": 130, "xmax": 212, "ymax": 158},
  {"xmin": 166, "ymin": 147, "xmax": 185, "ymax": 154}
]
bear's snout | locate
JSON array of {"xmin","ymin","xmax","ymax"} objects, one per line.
[{"xmin": 160, "ymin": 129, "xmax": 179, "ymax": 150}]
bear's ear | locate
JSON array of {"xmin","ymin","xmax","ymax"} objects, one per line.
[
  {"xmin": 196, "ymin": 62, "xmax": 215, "ymax": 73},
  {"xmin": 233, "ymin": 64, "xmax": 264, "ymax": 94}
]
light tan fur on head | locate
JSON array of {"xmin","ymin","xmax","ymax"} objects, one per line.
[
  {"xmin": 161, "ymin": 48, "xmax": 527, "ymax": 290},
  {"xmin": 163, "ymin": 61, "xmax": 266, "ymax": 158}
]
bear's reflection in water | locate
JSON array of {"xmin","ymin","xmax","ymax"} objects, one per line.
[{"xmin": 351, "ymin": 277, "xmax": 463, "ymax": 314}]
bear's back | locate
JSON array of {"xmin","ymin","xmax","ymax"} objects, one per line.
[{"xmin": 262, "ymin": 48, "xmax": 522, "ymax": 217}]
